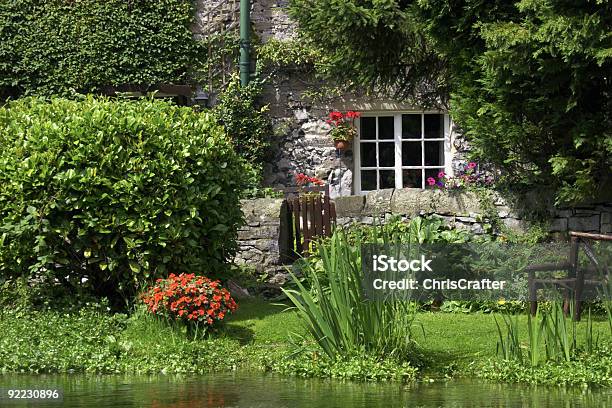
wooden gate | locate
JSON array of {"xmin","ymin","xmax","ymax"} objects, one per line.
[{"xmin": 284, "ymin": 186, "xmax": 336, "ymax": 257}]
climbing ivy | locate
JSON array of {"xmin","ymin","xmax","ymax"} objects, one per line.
[{"xmin": 0, "ymin": 0, "xmax": 200, "ymax": 98}]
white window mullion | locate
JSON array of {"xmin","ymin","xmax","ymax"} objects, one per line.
[
  {"xmin": 354, "ymin": 111, "xmax": 451, "ymax": 193},
  {"xmin": 375, "ymin": 117, "xmax": 380, "ymax": 190},
  {"xmin": 421, "ymin": 113, "xmax": 425, "ymax": 189},
  {"xmin": 394, "ymin": 114, "xmax": 402, "ymax": 189},
  {"xmin": 444, "ymin": 114, "xmax": 453, "ymax": 177}
]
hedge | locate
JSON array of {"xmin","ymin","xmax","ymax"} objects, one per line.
[
  {"xmin": 0, "ymin": 0, "xmax": 199, "ymax": 98},
  {"xmin": 0, "ymin": 96, "xmax": 245, "ymax": 303}
]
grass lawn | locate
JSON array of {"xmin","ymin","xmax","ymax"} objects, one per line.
[
  {"xmin": 223, "ymin": 298, "xmax": 611, "ymax": 375},
  {"xmin": 1, "ymin": 297, "xmax": 609, "ymax": 383}
]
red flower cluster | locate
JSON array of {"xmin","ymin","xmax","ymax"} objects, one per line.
[
  {"xmin": 326, "ymin": 110, "xmax": 361, "ymax": 126},
  {"xmin": 141, "ymin": 273, "xmax": 237, "ymax": 327},
  {"xmin": 295, "ymin": 172, "xmax": 324, "ymax": 186}
]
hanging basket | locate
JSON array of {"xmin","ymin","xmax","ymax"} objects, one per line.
[{"xmin": 334, "ymin": 139, "xmax": 350, "ymax": 150}]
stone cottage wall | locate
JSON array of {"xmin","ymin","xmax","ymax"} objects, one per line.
[{"xmin": 194, "ymin": 1, "xmax": 468, "ymax": 198}]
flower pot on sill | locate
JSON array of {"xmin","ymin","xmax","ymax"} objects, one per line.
[{"xmin": 334, "ymin": 139, "xmax": 350, "ymax": 150}]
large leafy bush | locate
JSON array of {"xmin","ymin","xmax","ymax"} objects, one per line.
[{"xmin": 0, "ymin": 96, "xmax": 245, "ymax": 302}]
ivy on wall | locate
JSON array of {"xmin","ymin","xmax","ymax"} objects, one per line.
[{"xmin": 0, "ymin": 0, "xmax": 200, "ymax": 98}]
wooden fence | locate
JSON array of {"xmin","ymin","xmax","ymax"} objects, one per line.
[{"xmin": 284, "ymin": 186, "xmax": 336, "ymax": 257}]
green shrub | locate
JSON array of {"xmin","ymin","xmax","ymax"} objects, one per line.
[
  {"xmin": 212, "ymin": 78, "xmax": 272, "ymax": 166},
  {"xmin": 0, "ymin": 0, "xmax": 199, "ymax": 98},
  {"xmin": 0, "ymin": 96, "xmax": 245, "ymax": 304}
]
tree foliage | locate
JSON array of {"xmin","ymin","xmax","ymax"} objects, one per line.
[
  {"xmin": 288, "ymin": 0, "xmax": 448, "ymax": 103},
  {"xmin": 289, "ymin": 0, "xmax": 612, "ymax": 204}
]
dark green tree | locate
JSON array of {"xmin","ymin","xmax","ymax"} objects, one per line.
[{"xmin": 289, "ymin": 0, "xmax": 612, "ymax": 204}]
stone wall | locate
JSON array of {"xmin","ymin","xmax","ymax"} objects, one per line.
[
  {"xmin": 236, "ymin": 192, "xmax": 612, "ymax": 280},
  {"xmin": 194, "ymin": 0, "xmax": 295, "ymax": 41},
  {"xmin": 335, "ymin": 188, "xmax": 521, "ymax": 234},
  {"xmin": 334, "ymin": 188, "xmax": 612, "ymax": 235},
  {"xmin": 236, "ymin": 198, "xmax": 290, "ymax": 284},
  {"xmin": 195, "ymin": 3, "xmax": 612, "ymax": 232}
]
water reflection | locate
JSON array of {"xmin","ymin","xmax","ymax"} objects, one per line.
[{"xmin": 0, "ymin": 373, "xmax": 610, "ymax": 407}]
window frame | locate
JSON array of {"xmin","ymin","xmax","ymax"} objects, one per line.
[{"xmin": 354, "ymin": 111, "xmax": 453, "ymax": 194}]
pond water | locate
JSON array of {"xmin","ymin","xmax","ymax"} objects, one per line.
[{"xmin": 0, "ymin": 373, "xmax": 610, "ymax": 407}]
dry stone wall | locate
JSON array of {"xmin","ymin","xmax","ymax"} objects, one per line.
[
  {"xmin": 334, "ymin": 188, "xmax": 612, "ymax": 235},
  {"xmin": 236, "ymin": 198, "xmax": 290, "ymax": 284},
  {"xmin": 236, "ymin": 191, "xmax": 612, "ymax": 280}
]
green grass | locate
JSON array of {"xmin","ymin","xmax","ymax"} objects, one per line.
[
  {"xmin": 0, "ymin": 299, "xmax": 609, "ymax": 384},
  {"xmin": 222, "ymin": 298, "xmax": 303, "ymax": 345},
  {"xmin": 223, "ymin": 299, "xmax": 610, "ymax": 383},
  {"xmin": 412, "ymin": 312, "xmax": 610, "ymax": 373}
]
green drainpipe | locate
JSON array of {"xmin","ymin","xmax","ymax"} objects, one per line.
[{"xmin": 239, "ymin": 0, "xmax": 251, "ymax": 86}]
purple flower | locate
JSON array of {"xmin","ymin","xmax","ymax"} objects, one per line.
[{"xmin": 426, "ymin": 177, "xmax": 436, "ymax": 186}]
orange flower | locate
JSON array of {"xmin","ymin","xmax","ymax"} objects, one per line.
[{"xmin": 141, "ymin": 273, "xmax": 237, "ymax": 327}]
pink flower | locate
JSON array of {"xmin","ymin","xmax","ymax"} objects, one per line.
[
  {"xmin": 437, "ymin": 171, "xmax": 446, "ymax": 179},
  {"xmin": 467, "ymin": 162, "xmax": 477, "ymax": 169},
  {"xmin": 427, "ymin": 177, "xmax": 436, "ymax": 186}
]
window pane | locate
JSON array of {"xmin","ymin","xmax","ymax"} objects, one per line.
[
  {"xmin": 402, "ymin": 169, "xmax": 422, "ymax": 188},
  {"xmin": 402, "ymin": 141, "xmax": 422, "ymax": 166},
  {"xmin": 378, "ymin": 142, "xmax": 395, "ymax": 167},
  {"xmin": 424, "ymin": 114, "xmax": 444, "ymax": 139},
  {"xmin": 402, "ymin": 114, "xmax": 421, "ymax": 139},
  {"xmin": 425, "ymin": 168, "xmax": 444, "ymax": 189},
  {"xmin": 425, "ymin": 141, "xmax": 444, "ymax": 166},
  {"xmin": 379, "ymin": 170, "xmax": 395, "ymax": 189},
  {"xmin": 361, "ymin": 170, "xmax": 377, "ymax": 191},
  {"xmin": 378, "ymin": 116, "xmax": 394, "ymax": 139},
  {"xmin": 360, "ymin": 117, "xmax": 376, "ymax": 140},
  {"xmin": 360, "ymin": 143, "xmax": 376, "ymax": 167}
]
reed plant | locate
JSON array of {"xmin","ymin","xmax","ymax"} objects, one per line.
[
  {"xmin": 495, "ymin": 301, "xmax": 599, "ymax": 367},
  {"xmin": 494, "ymin": 313, "xmax": 522, "ymax": 362},
  {"xmin": 283, "ymin": 229, "xmax": 420, "ymax": 361},
  {"xmin": 602, "ymin": 275, "xmax": 612, "ymax": 336}
]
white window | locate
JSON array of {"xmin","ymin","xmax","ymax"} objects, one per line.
[{"xmin": 354, "ymin": 112, "xmax": 452, "ymax": 193}]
